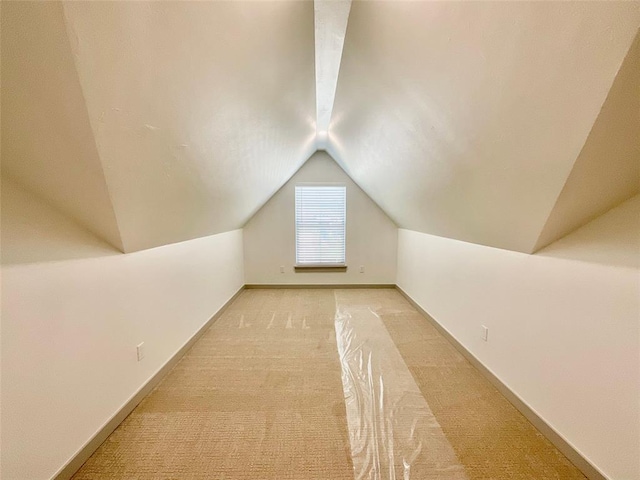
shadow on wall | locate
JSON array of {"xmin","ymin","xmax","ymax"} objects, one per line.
[
  {"xmin": 532, "ymin": 31, "xmax": 640, "ymax": 251},
  {"xmin": 535, "ymin": 194, "xmax": 640, "ymax": 269},
  {"xmin": 1, "ymin": 177, "xmax": 121, "ymax": 265}
]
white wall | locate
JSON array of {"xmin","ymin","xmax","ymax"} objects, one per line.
[
  {"xmin": 1, "ymin": 180, "xmax": 245, "ymax": 480},
  {"xmin": 397, "ymin": 195, "xmax": 640, "ymax": 480},
  {"xmin": 244, "ymin": 151, "xmax": 397, "ymax": 284}
]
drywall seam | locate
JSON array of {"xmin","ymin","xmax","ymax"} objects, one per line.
[
  {"xmin": 52, "ymin": 286, "xmax": 245, "ymax": 480},
  {"xmin": 59, "ymin": 4, "xmax": 126, "ymax": 253},
  {"xmin": 394, "ymin": 285, "xmax": 607, "ymax": 480},
  {"xmin": 530, "ymin": 27, "xmax": 640, "ymax": 254}
]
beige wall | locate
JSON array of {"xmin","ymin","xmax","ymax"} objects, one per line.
[
  {"xmin": 1, "ymin": 182, "xmax": 245, "ymax": 479},
  {"xmin": 397, "ymin": 195, "xmax": 640, "ymax": 480},
  {"xmin": 244, "ymin": 151, "xmax": 397, "ymax": 285}
]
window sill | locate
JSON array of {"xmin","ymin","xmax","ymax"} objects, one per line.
[{"xmin": 294, "ymin": 264, "xmax": 347, "ymax": 272}]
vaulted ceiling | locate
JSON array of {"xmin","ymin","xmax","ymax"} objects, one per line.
[
  {"xmin": 329, "ymin": 1, "xmax": 640, "ymax": 253},
  {"xmin": 3, "ymin": 1, "xmax": 316, "ymax": 252},
  {"xmin": 2, "ymin": 1, "xmax": 639, "ymax": 254}
]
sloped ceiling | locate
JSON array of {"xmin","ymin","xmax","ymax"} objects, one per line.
[
  {"xmin": 533, "ymin": 30, "xmax": 640, "ymax": 251},
  {"xmin": 2, "ymin": 1, "xmax": 638, "ymax": 255},
  {"xmin": 1, "ymin": 1, "xmax": 124, "ymax": 251},
  {"xmin": 314, "ymin": 0, "xmax": 352, "ymax": 137},
  {"xmin": 328, "ymin": 1, "xmax": 640, "ymax": 253},
  {"xmin": 63, "ymin": 1, "xmax": 316, "ymax": 252},
  {"xmin": 2, "ymin": 0, "xmax": 316, "ymax": 253}
]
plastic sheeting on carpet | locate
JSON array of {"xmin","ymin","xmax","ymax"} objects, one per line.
[{"xmin": 334, "ymin": 290, "xmax": 468, "ymax": 480}]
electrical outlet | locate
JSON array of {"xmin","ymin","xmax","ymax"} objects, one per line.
[
  {"xmin": 481, "ymin": 326, "xmax": 489, "ymax": 342},
  {"xmin": 359, "ymin": 265, "xmax": 365, "ymax": 273},
  {"xmin": 136, "ymin": 342, "xmax": 145, "ymax": 361},
  {"xmin": 280, "ymin": 265, "xmax": 285, "ymax": 273}
]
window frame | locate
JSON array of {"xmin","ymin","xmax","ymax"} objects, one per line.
[{"xmin": 294, "ymin": 183, "xmax": 347, "ymax": 270}]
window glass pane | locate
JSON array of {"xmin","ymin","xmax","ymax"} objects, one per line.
[{"xmin": 295, "ymin": 185, "xmax": 346, "ymax": 265}]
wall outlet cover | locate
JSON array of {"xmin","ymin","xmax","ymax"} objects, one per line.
[
  {"xmin": 136, "ymin": 342, "xmax": 145, "ymax": 361},
  {"xmin": 481, "ymin": 326, "xmax": 489, "ymax": 342}
]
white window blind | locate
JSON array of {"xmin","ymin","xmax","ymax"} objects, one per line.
[{"xmin": 295, "ymin": 185, "xmax": 346, "ymax": 265}]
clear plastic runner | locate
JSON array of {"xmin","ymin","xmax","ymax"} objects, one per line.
[{"xmin": 334, "ymin": 291, "xmax": 468, "ymax": 480}]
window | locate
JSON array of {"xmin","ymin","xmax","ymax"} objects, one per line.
[{"xmin": 295, "ymin": 185, "xmax": 346, "ymax": 266}]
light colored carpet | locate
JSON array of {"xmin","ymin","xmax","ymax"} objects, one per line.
[
  {"xmin": 72, "ymin": 289, "xmax": 353, "ymax": 479},
  {"xmin": 72, "ymin": 288, "xmax": 586, "ymax": 479},
  {"xmin": 337, "ymin": 289, "xmax": 586, "ymax": 480}
]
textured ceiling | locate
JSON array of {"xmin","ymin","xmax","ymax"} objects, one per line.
[
  {"xmin": 328, "ymin": 1, "xmax": 640, "ymax": 253},
  {"xmin": 62, "ymin": 1, "xmax": 316, "ymax": 252},
  {"xmin": 2, "ymin": 1, "xmax": 638, "ymax": 255},
  {"xmin": 2, "ymin": 0, "xmax": 316, "ymax": 253}
]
